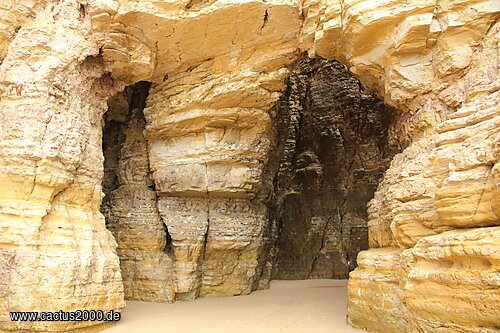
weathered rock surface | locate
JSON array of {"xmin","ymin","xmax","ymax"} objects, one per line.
[
  {"xmin": 347, "ymin": 248, "xmax": 408, "ymax": 333},
  {"xmin": 99, "ymin": 56, "xmax": 396, "ymax": 301},
  {"xmin": 271, "ymin": 57, "xmax": 397, "ymax": 279},
  {"xmin": 403, "ymin": 227, "xmax": 499, "ymax": 332},
  {"xmin": 0, "ymin": 0, "xmax": 49, "ymax": 61},
  {"xmin": 0, "ymin": 1, "xmax": 125, "ymax": 331},
  {"xmin": 347, "ymin": 17, "xmax": 499, "ymax": 333},
  {"xmin": 102, "ymin": 82, "xmax": 176, "ymax": 303},
  {"xmin": 0, "ymin": 0, "xmax": 498, "ymax": 332},
  {"xmin": 139, "ymin": 18, "xmax": 293, "ymax": 297}
]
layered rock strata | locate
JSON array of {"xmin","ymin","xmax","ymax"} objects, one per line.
[
  {"xmin": 347, "ymin": 17, "xmax": 499, "ymax": 333},
  {"xmin": 97, "ymin": 55, "xmax": 397, "ymax": 303},
  {"xmin": 0, "ymin": 0, "xmax": 498, "ymax": 332},
  {"xmin": 0, "ymin": 1, "xmax": 124, "ymax": 331},
  {"xmin": 347, "ymin": 248, "xmax": 409, "ymax": 333},
  {"xmin": 271, "ymin": 57, "xmax": 397, "ymax": 279},
  {"xmin": 93, "ymin": 0, "xmax": 303, "ymax": 300},
  {"xmin": 141, "ymin": 56, "xmax": 288, "ymax": 299},
  {"xmin": 101, "ymin": 82, "xmax": 176, "ymax": 303}
]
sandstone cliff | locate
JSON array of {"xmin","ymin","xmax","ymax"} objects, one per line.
[
  {"xmin": 0, "ymin": 0, "xmax": 498, "ymax": 332},
  {"xmin": 346, "ymin": 4, "xmax": 500, "ymax": 333}
]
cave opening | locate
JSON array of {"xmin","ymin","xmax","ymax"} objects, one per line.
[
  {"xmin": 101, "ymin": 81, "xmax": 175, "ymax": 302},
  {"xmin": 268, "ymin": 56, "xmax": 398, "ymax": 280},
  {"xmin": 98, "ymin": 56, "xmax": 397, "ymax": 303}
]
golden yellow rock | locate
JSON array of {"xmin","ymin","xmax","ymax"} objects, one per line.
[
  {"xmin": 347, "ymin": 248, "xmax": 409, "ymax": 333},
  {"xmin": 0, "ymin": 0, "xmax": 498, "ymax": 332},
  {"xmin": 403, "ymin": 227, "xmax": 500, "ymax": 332},
  {"xmin": 0, "ymin": 2, "xmax": 125, "ymax": 331},
  {"xmin": 348, "ymin": 17, "xmax": 499, "ymax": 333}
]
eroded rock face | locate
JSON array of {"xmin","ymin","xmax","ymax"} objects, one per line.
[
  {"xmin": 271, "ymin": 57, "xmax": 397, "ymax": 279},
  {"xmin": 347, "ymin": 248, "xmax": 409, "ymax": 333},
  {"xmin": 102, "ymin": 57, "xmax": 397, "ymax": 301},
  {"xmin": 347, "ymin": 19, "xmax": 499, "ymax": 333},
  {"xmin": 0, "ymin": 1, "xmax": 124, "ymax": 331},
  {"xmin": 101, "ymin": 82, "xmax": 176, "ymax": 303},
  {"xmin": 403, "ymin": 227, "xmax": 499, "ymax": 332},
  {"xmin": 140, "ymin": 33, "xmax": 291, "ymax": 298},
  {"xmin": 0, "ymin": 0, "xmax": 498, "ymax": 332}
]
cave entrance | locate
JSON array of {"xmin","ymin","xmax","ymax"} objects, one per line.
[
  {"xmin": 270, "ymin": 57, "xmax": 397, "ymax": 280},
  {"xmin": 98, "ymin": 57, "xmax": 397, "ymax": 303},
  {"xmin": 101, "ymin": 82, "xmax": 175, "ymax": 302}
]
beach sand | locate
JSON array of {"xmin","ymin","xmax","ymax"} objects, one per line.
[{"xmin": 107, "ymin": 279, "xmax": 362, "ymax": 333}]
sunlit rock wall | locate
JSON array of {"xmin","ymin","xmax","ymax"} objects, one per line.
[
  {"xmin": 137, "ymin": 0, "xmax": 302, "ymax": 299},
  {"xmin": 343, "ymin": 3, "xmax": 500, "ymax": 333},
  {"xmin": 0, "ymin": 1, "xmax": 125, "ymax": 331},
  {"xmin": 0, "ymin": 0, "xmax": 498, "ymax": 332},
  {"xmin": 101, "ymin": 82, "xmax": 176, "ymax": 303}
]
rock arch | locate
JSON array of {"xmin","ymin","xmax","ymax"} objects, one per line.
[{"xmin": 0, "ymin": 0, "xmax": 498, "ymax": 332}]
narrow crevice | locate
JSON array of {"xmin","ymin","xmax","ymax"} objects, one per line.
[
  {"xmin": 101, "ymin": 81, "xmax": 152, "ymax": 217},
  {"xmin": 163, "ymin": 226, "xmax": 174, "ymax": 257},
  {"xmin": 78, "ymin": 3, "xmax": 86, "ymax": 19},
  {"xmin": 202, "ymin": 222, "xmax": 209, "ymax": 261},
  {"xmin": 259, "ymin": 10, "xmax": 269, "ymax": 34}
]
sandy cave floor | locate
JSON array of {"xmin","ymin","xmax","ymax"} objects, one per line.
[{"xmin": 106, "ymin": 279, "xmax": 362, "ymax": 333}]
